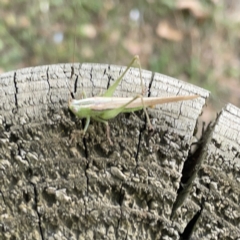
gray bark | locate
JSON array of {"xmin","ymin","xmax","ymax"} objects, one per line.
[{"xmin": 0, "ymin": 63, "xmax": 239, "ymax": 239}]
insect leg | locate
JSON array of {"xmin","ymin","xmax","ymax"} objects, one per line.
[
  {"xmin": 100, "ymin": 95, "xmax": 141, "ymax": 120},
  {"xmin": 103, "ymin": 55, "xmax": 140, "ymax": 97},
  {"xmin": 100, "ymin": 95, "xmax": 152, "ymax": 128},
  {"xmin": 83, "ymin": 116, "xmax": 91, "ymax": 134},
  {"xmin": 80, "ymin": 91, "xmax": 87, "ymax": 99},
  {"xmin": 131, "ymin": 57, "xmax": 152, "ymax": 128},
  {"xmin": 102, "ymin": 55, "xmax": 152, "ymax": 127},
  {"xmin": 92, "ymin": 116, "xmax": 113, "ymax": 145},
  {"xmin": 134, "ymin": 57, "xmax": 153, "ymax": 129},
  {"xmin": 138, "ymin": 95, "xmax": 153, "ymax": 130}
]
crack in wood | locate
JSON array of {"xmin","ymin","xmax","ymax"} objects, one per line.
[{"xmin": 4, "ymin": 63, "xmax": 240, "ymax": 239}]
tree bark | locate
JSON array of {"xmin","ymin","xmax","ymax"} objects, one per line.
[{"xmin": 0, "ymin": 63, "xmax": 239, "ymax": 239}]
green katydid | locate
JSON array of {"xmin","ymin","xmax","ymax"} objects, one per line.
[{"xmin": 68, "ymin": 56, "xmax": 198, "ymax": 144}]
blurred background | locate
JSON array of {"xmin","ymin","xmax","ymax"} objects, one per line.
[{"xmin": 1, "ymin": 0, "xmax": 240, "ymax": 122}]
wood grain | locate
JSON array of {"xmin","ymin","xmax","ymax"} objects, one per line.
[{"xmin": 4, "ymin": 63, "xmax": 239, "ymax": 239}]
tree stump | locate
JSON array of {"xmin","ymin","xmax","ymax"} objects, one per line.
[{"xmin": 0, "ymin": 63, "xmax": 239, "ymax": 239}]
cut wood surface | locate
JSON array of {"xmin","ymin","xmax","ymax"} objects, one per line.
[{"xmin": 0, "ymin": 63, "xmax": 239, "ymax": 239}]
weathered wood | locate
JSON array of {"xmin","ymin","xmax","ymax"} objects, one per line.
[
  {"xmin": 5, "ymin": 62, "xmax": 240, "ymax": 239},
  {"xmin": 186, "ymin": 104, "xmax": 240, "ymax": 239}
]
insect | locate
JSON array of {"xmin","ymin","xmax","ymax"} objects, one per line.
[{"xmin": 68, "ymin": 56, "xmax": 198, "ymax": 144}]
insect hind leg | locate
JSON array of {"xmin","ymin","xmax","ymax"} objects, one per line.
[
  {"xmin": 92, "ymin": 116, "xmax": 113, "ymax": 145},
  {"xmin": 101, "ymin": 94, "xmax": 153, "ymax": 130},
  {"xmin": 103, "ymin": 55, "xmax": 143, "ymax": 97}
]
